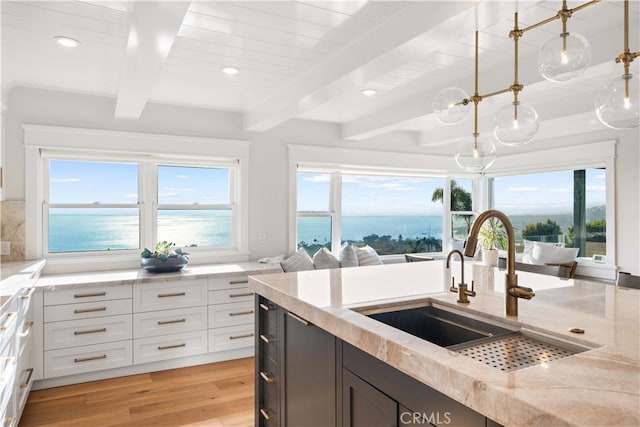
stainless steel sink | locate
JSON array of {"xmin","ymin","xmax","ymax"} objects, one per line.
[
  {"xmin": 362, "ymin": 303, "xmax": 513, "ymax": 348},
  {"xmin": 355, "ymin": 301, "xmax": 596, "ymax": 371}
]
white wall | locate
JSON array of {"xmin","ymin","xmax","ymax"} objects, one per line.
[{"xmin": 4, "ymin": 86, "xmax": 639, "ymax": 275}]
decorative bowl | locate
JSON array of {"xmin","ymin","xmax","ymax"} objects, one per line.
[{"xmin": 141, "ymin": 255, "xmax": 188, "ymax": 273}]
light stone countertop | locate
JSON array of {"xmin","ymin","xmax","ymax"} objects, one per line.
[
  {"xmin": 1, "ymin": 259, "xmax": 47, "ymax": 308},
  {"xmin": 36, "ymin": 261, "xmax": 283, "ymax": 289},
  {"xmin": 248, "ymin": 260, "xmax": 640, "ymax": 427}
]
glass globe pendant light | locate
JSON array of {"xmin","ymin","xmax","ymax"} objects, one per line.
[
  {"xmin": 538, "ymin": 1, "xmax": 592, "ymax": 82},
  {"xmin": 455, "ymin": 134, "xmax": 496, "ymax": 172},
  {"xmin": 494, "ymin": 13, "xmax": 540, "ymax": 146},
  {"xmin": 594, "ymin": 0, "xmax": 639, "ymax": 129},
  {"xmin": 433, "ymin": 87, "xmax": 470, "ymax": 124}
]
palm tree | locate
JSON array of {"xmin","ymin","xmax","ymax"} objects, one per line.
[{"xmin": 431, "ymin": 180, "xmax": 473, "ymax": 233}]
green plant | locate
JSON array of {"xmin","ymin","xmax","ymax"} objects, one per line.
[
  {"xmin": 477, "ymin": 218, "xmax": 507, "ymax": 250},
  {"xmin": 140, "ymin": 241, "xmax": 189, "ymax": 261}
]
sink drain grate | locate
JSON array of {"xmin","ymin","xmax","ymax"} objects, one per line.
[{"xmin": 456, "ymin": 334, "xmax": 580, "ymax": 372}]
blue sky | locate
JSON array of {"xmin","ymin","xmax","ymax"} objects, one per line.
[
  {"xmin": 298, "ymin": 170, "xmax": 606, "ymax": 216},
  {"xmin": 49, "ymin": 160, "xmax": 229, "ymax": 205}
]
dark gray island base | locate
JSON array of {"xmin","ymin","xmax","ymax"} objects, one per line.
[{"xmin": 255, "ymin": 295, "xmax": 501, "ymax": 427}]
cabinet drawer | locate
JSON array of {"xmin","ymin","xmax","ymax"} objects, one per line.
[
  {"xmin": 44, "ymin": 285, "xmax": 132, "ymax": 306},
  {"xmin": 0, "ymin": 312, "xmax": 17, "ymax": 355},
  {"xmin": 133, "ymin": 279, "xmax": 207, "ymax": 312},
  {"xmin": 208, "ymin": 288, "xmax": 254, "ymax": 305},
  {"xmin": 133, "ymin": 306, "xmax": 207, "ymax": 339},
  {"xmin": 258, "ymin": 297, "xmax": 277, "ymax": 324},
  {"xmin": 44, "ymin": 340, "xmax": 132, "ymax": 378},
  {"xmin": 133, "ymin": 330, "xmax": 207, "ymax": 365},
  {"xmin": 208, "ymin": 301, "xmax": 255, "ymax": 328},
  {"xmin": 0, "ymin": 357, "xmax": 16, "ymax": 415},
  {"xmin": 17, "ymin": 319, "xmax": 34, "ymax": 358},
  {"xmin": 259, "ymin": 315, "xmax": 278, "ymax": 361},
  {"xmin": 208, "ymin": 324, "xmax": 254, "ymax": 353},
  {"xmin": 44, "ymin": 315, "xmax": 133, "ymax": 350},
  {"xmin": 208, "ymin": 276, "xmax": 249, "ymax": 291},
  {"xmin": 15, "ymin": 287, "xmax": 35, "ymax": 320},
  {"xmin": 44, "ymin": 298, "xmax": 132, "ymax": 323}
]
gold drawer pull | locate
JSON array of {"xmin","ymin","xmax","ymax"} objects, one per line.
[
  {"xmin": 157, "ymin": 292, "xmax": 186, "ymax": 298},
  {"xmin": 229, "ymin": 310, "xmax": 254, "ymax": 317},
  {"xmin": 74, "ymin": 291, "xmax": 107, "ymax": 298},
  {"xmin": 74, "ymin": 354, "xmax": 107, "ymax": 363},
  {"xmin": 157, "ymin": 318, "xmax": 186, "ymax": 325},
  {"xmin": 260, "ymin": 371, "xmax": 275, "ymax": 383},
  {"xmin": 229, "ymin": 292, "xmax": 253, "ymax": 298},
  {"xmin": 74, "ymin": 307, "xmax": 107, "ymax": 314},
  {"xmin": 158, "ymin": 343, "xmax": 186, "ymax": 350},
  {"xmin": 18, "ymin": 321, "xmax": 34, "ymax": 338},
  {"xmin": 229, "ymin": 333, "xmax": 254, "ymax": 340},
  {"xmin": 20, "ymin": 288, "xmax": 36, "ymax": 300},
  {"xmin": 229, "ymin": 279, "xmax": 249, "ymax": 285},
  {"xmin": 20, "ymin": 368, "xmax": 34, "ymax": 389},
  {"xmin": 259, "ymin": 408, "xmax": 271, "ymax": 421},
  {"xmin": 259, "ymin": 303, "xmax": 274, "ymax": 312},
  {"xmin": 74, "ymin": 327, "xmax": 107, "ymax": 336},
  {"xmin": 259, "ymin": 334, "xmax": 273, "ymax": 344}
]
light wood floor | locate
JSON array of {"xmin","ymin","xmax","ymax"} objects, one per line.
[{"xmin": 19, "ymin": 357, "xmax": 255, "ymax": 427}]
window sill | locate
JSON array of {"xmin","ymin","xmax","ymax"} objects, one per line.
[{"xmin": 42, "ymin": 250, "xmax": 251, "ymax": 275}]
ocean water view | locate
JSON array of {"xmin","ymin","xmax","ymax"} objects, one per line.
[{"xmin": 48, "ymin": 211, "xmax": 589, "ymax": 253}]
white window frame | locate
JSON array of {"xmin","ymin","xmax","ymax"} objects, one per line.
[
  {"xmin": 483, "ymin": 140, "xmax": 617, "ymax": 279},
  {"xmin": 289, "ymin": 144, "xmax": 472, "ymax": 257},
  {"xmin": 24, "ymin": 125, "xmax": 250, "ymax": 272}
]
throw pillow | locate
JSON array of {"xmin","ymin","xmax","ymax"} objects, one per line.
[
  {"xmin": 523, "ymin": 241, "xmax": 579, "ymax": 265},
  {"xmin": 355, "ymin": 245, "xmax": 383, "ymax": 266},
  {"xmin": 313, "ymin": 247, "xmax": 340, "ymax": 270},
  {"xmin": 338, "ymin": 243, "xmax": 359, "ymax": 268},
  {"xmin": 280, "ymin": 248, "xmax": 315, "ymax": 272}
]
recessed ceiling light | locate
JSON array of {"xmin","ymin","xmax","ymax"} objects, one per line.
[
  {"xmin": 54, "ymin": 36, "xmax": 81, "ymax": 48},
  {"xmin": 221, "ymin": 66, "xmax": 239, "ymax": 75},
  {"xmin": 361, "ymin": 89, "xmax": 377, "ymax": 96}
]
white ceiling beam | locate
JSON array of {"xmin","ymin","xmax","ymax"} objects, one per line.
[
  {"xmin": 343, "ymin": 20, "xmax": 625, "ymax": 142},
  {"xmin": 114, "ymin": 1, "xmax": 190, "ymax": 119},
  {"xmin": 243, "ymin": 1, "xmax": 485, "ymax": 132}
]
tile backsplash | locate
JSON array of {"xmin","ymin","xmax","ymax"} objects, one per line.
[{"xmin": 1, "ymin": 200, "xmax": 26, "ymax": 261}]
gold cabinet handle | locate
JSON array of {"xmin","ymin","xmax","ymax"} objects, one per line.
[
  {"xmin": 259, "ymin": 408, "xmax": 272, "ymax": 421},
  {"xmin": 229, "ymin": 310, "xmax": 254, "ymax": 317},
  {"xmin": 229, "ymin": 279, "xmax": 249, "ymax": 285},
  {"xmin": 74, "ymin": 354, "xmax": 106, "ymax": 363},
  {"xmin": 74, "ymin": 307, "xmax": 107, "ymax": 314},
  {"xmin": 157, "ymin": 292, "xmax": 186, "ymax": 298},
  {"xmin": 74, "ymin": 291, "xmax": 107, "ymax": 298},
  {"xmin": 259, "ymin": 303, "xmax": 274, "ymax": 312},
  {"xmin": 229, "ymin": 292, "xmax": 253, "ymax": 298},
  {"xmin": 229, "ymin": 333, "xmax": 253, "ymax": 340},
  {"xmin": 20, "ymin": 288, "xmax": 36, "ymax": 300},
  {"xmin": 20, "ymin": 368, "xmax": 34, "ymax": 389},
  {"xmin": 259, "ymin": 371, "xmax": 275, "ymax": 383},
  {"xmin": 157, "ymin": 318, "xmax": 186, "ymax": 325},
  {"xmin": 158, "ymin": 343, "xmax": 186, "ymax": 350},
  {"xmin": 18, "ymin": 321, "xmax": 34, "ymax": 338},
  {"xmin": 74, "ymin": 327, "xmax": 107, "ymax": 336}
]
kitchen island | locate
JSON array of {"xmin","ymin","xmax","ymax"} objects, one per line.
[{"xmin": 248, "ymin": 260, "xmax": 639, "ymax": 427}]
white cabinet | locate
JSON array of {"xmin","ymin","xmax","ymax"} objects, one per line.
[
  {"xmin": 1, "ymin": 285, "xmax": 36, "ymax": 427},
  {"xmin": 207, "ymin": 275, "xmax": 255, "ymax": 353},
  {"xmin": 132, "ymin": 279, "xmax": 208, "ymax": 364},
  {"xmin": 42, "ymin": 284, "xmax": 133, "ymax": 379}
]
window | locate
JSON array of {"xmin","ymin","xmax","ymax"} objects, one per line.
[
  {"xmin": 44, "ymin": 158, "xmax": 238, "ymax": 255},
  {"xmin": 47, "ymin": 160, "xmax": 139, "ymax": 253},
  {"xmin": 490, "ymin": 168, "xmax": 607, "ymax": 258},
  {"xmin": 157, "ymin": 165, "xmax": 233, "ymax": 248},
  {"xmin": 448, "ymin": 179, "xmax": 474, "ymax": 243},
  {"xmin": 296, "ymin": 171, "xmax": 447, "ymax": 256}
]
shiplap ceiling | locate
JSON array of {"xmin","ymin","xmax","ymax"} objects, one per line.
[{"xmin": 2, "ymin": 0, "xmax": 638, "ymax": 147}]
